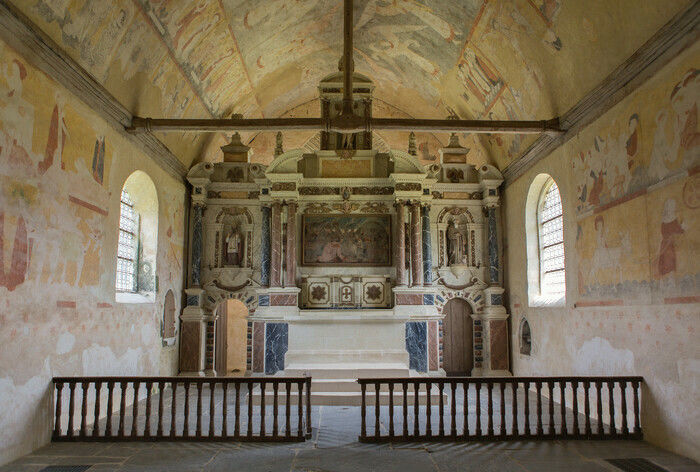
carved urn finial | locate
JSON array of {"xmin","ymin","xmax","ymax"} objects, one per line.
[
  {"xmin": 274, "ymin": 131, "xmax": 284, "ymax": 157},
  {"xmin": 408, "ymin": 131, "xmax": 417, "ymax": 156},
  {"xmin": 220, "ymin": 132, "xmax": 250, "ymax": 163}
]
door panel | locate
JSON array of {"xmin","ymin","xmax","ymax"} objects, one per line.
[{"xmin": 442, "ymin": 298, "xmax": 473, "ymax": 375}]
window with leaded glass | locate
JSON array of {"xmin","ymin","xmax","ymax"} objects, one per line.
[
  {"xmin": 116, "ymin": 189, "xmax": 139, "ymax": 292},
  {"xmin": 537, "ymin": 180, "xmax": 565, "ymax": 296}
]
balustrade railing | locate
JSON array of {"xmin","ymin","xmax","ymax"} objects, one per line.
[
  {"xmin": 52, "ymin": 376, "xmax": 312, "ymax": 442},
  {"xmin": 357, "ymin": 376, "xmax": 643, "ymax": 442}
]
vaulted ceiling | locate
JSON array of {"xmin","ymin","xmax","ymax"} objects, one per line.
[{"xmin": 10, "ymin": 0, "xmax": 691, "ymax": 170}]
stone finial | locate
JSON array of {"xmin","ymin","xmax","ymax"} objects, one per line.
[
  {"xmin": 221, "ymin": 132, "xmax": 250, "ymax": 163},
  {"xmin": 448, "ymin": 132, "xmax": 461, "ymax": 148},
  {"xmin": 274, "ymin": 131, "xmax": 284, "ymax": 157},
  {"xmin": 408, "ymin": 132, "xmax": 417, "ymax": 156}
]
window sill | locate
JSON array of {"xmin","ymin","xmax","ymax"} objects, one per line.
[
  {"xmin": 528, "ymin": 294, "xmax": 565, "ymax": 308},
  {"xmin": 116, "ymin": 291, "xmax": 155, "ymax": 304}
]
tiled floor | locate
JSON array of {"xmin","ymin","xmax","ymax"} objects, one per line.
[{"xmin": 2, "ymin": 406, "xmax": 698, "ymax": 472}]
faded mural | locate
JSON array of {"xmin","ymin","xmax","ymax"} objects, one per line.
[{"xmin": 0, "ymin": 40, "xmax": 186, "ymax": 464}]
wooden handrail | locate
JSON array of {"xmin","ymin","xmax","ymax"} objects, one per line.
[
  {"xmin": 52, "ymin": 376, "xmax": 312, "ymax": 442},
  {"xmin": 357, "ymin": 376, "xmax": 643, "ymax": 442}
]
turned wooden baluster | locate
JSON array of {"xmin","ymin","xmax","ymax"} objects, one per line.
[
  {"xmin": 131, "ymin": 381, "xmax": 140, "ymax": 438},
  {"xmin": 486, "ymin": 382, "xmax": 494, "ymax": 437},
  {"xmin": 118, "ymin": 381, "xmax": 127, "ymax": 438},
  {"xmin": 305, "ymin": 378, "xmax": 312, "ymax": 438},
  {"xmin": 272, "ymin": 382, "xmax": 279, "ymax": 438},
  {"xmin": 620, "ymin": 381, "xmax": 628, "ymax": 436},
  {"xmin": 79, "ymin": 381, "xmax": 88, "ymax": 438},
  {"xmin": 608, "ymin": 381, "xmax": 616, "ymax": 437},
  {"xmin": 426, "ymin": 381, "xmax": 432, "ymax": 437},
  {"xmin": 222, "ymin": 382, "xmax": 229, "ymax": 438},
  {"xmin": 144, "ymin": 381, "xmax": 153, "ymax": 437},
  {"xmin": 511, "ymin": 381, "xmax": 518, "ymax": 437},
  {"xmin": 632, "ymin": 380, "xmax": 641, "ymax": 436},
  {"xmin": 438, "ymin": 382, "xmax": 445, "ymax": 437},
  {"xmin": 374, "ymin": 382, "xmax": 380, "ymax": 438},
  {"xmin": 92, "ymin": 381, "xmax": 102, "ymax": 437},
  {"xmin": 523, "ymin": 381, "xmax": 530, "ymax": 436},
  {"xmin": 195, "ymin": 382, "xmax": 204, "ymax": 439},
  {"xmin": 170, "ymin": 382, "xmax": 177, "ymax": 438},
  {"xmin": 571, "ymin": 380, "xmax": 579, "ymax": 437},
  {"xmin": 595, "ymin": 381, "xmax": 603, "ymax": 437},
  {"xmin": 583, "ymin": 381, "xmax": 591, "ymax": 438},
  {"xmin": 558, "ymin": 380, "xmax": 566, "ymax": 437},
  {"xmin": 388, "ymin": 382, "xmax": 395, "ymax": 438},
  {"xmin": 157, "ymin": 381, "xmax": 165, "ymax": 437},
  {"xmin": 402, "ymin": 381, "xmax": 408, "ymax": 439},
  {"xmin": 450, "ymin": 381, "xmax": 457, "ymax": 438},
  {"xmin": 105, "ymin": 381, "xmax": 114, "ymax": 437},
  {"xmin": 183, "ymin": 382, "xmax": 191, "ymax": 438},
  {"xmin": 547, "ymin": 381, "xmax": 554, "ymax": 436},
  {"xmin": 296, "ymin": 381, "xmax": 303, "ymax": 439},
  {"xmin": 260, "ymin": 381, "xmax": 266, "ymax": 437},
  {"xmin": 249, "ymin": 382, "xmax": 255, "ymax": 438},
  {"xmin": 67, "ymin": 382, "xmax": 76, "ymax": 438},
  {"xmin": 499, "ymin": 382, "xmax": 506, "ymax": 438},
  {"xmin": 209, "ymin": 381, "xmax": 216, "ymax": 439},
  {"xmin": 475, "ymin": 381, "xmax": 482, "ymax": 437},
  {"xmin": 414, "ymin": 382, "xmax": 420, "ymax": 437},
  {"xmin": 360, "ymin": 382, "xmax": 367, "ymax": 440},
  {"xmin": 235, "ymin": 383, "xmax": 241, "ymax": 439},
  {"xmin": 285, "ymin": 382, "xmax": 291, "ymax": 439},
  {"xmin": 536, "ymin": 381, "xmax": 543, "ymax": 437},
  {"xmin": 53, "ymin": 382, "xmax": 63, "ymax": 438}
]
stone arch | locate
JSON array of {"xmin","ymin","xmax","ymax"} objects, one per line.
[
  {"xmin": 116, "ymin": 170, "xmax": 158, "ymax": 302},
  {"xmin": 214, "ymin": 207, "xmax": 252, "ymax": 224},
  {"xmin": 437, "ymin": 206, "xmax": 475, "ymax": 224},
  {"xmin": 519, "ymin": 317, "xmax": 532, "ymax": 355},
  {"xmin": 433, "ymin": 289, "xmax": 484, "ymax": 315}
]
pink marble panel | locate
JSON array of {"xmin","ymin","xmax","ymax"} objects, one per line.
[
  {"xmin": 428, "ymin": 321, "xmax": 438, "ymax": 371},
  {"xmin": 489, "ymin": 320, "xmax": 509, "ymax": 371},
  {"xmin": 270, "ymin": 294, "xmax": 298, "ymax": 306},
  {"xmin": 253, "ymin": 321, "xmax": 265, "ymax": 373},
  {"xmin": 395, "ymin": 293, "xmax": 423, "ymax": 305}
]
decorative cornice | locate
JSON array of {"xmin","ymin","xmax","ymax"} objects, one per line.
[
  {"xmin": 0, "ymin": 1, "xmax": 187, "ymax": 180},
  {"xmin": 503, "ymin": 1, "xmax": 700, "ymax": 185}
]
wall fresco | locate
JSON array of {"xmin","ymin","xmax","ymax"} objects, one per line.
[{"xmin": 0, "ymin": 40, "xmax": 186, "ymax": 465}]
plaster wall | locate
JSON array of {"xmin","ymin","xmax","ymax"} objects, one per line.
[
  {"xmin": 0, "ymin": 39, "xmax": 187, "ymax": 465},
  {"xmin": 503, "ymin": 42, "xmax": 699, "ymax": 461}
]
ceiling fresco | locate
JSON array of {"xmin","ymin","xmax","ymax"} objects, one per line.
[{"xmin": 9, "ymin": 0, "xmax": 692, "ymax": 170}]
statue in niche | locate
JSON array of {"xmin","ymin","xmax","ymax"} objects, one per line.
[
  {"xmin": 447, "ymin": 219, "xmax": 468, "ymax": 265},
  {"xmin": 224, "ymin": 227, "xmax": 242, "ymax": 266}
]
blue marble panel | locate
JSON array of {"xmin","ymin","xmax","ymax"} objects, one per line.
[
  {"xmin": 258, "ymin": 295, "xmax": 270, "ymax": 306},
  {"xmin": 491, "ymin": 294, "xmax": 503, "ymax": 306},
  {"xmin": 436, "ymin": 295, "xmax": 445, "ymax": 304},
  {"xmin": 260, "ymin": 206, "xmax": 271, "ymax": 287},
  {"xmin": 191, "ymin": 205, "xmax": 203, "ymax": 286},
  {"xmin": 265, "ymin": 323, "xmax": 288, "ymax": 374},
  {"xmin": 423, "ymin": 294, "xmax": 434, "ymax": 305},
  {"xmin": 421, "ymin": 206, "xmax": 432, "ymax": 284},
  {"xmin": 186, "ymin": 295, "xmax": 199, "ymax": 306},
  {"xmin": 405, "ymin": 322, "xmax": 427, "ymax": 372},
  {"xmin": 487, "ymin": 207, "xmax": 499, "ymax": 284}
]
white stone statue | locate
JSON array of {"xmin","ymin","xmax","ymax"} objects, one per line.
[
  {"xmin": 225, "ymin": 228, "xmax": 241, "ymax": 266},
  {"xmin": 447, "ymin": 220, "xmax": 467, "ymax": 265}
]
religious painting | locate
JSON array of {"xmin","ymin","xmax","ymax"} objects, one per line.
[{"xmin": 302, "ymin": 214, "xmax": 391, "ymax": 266}]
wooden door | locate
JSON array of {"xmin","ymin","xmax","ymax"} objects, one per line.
[{"xmin": 442, "ymin": 298, "xmax": 473, "ymax": 375}]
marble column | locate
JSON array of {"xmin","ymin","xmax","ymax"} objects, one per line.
[
  {"xmin": 270, "ymin": 202, "xmax": 282, "ymax": 287},
  {"xmin": 410, "ymin": 202, "xmax": 423, "ymax": 287},
  {"xmin": 395, "ymin": 201, "xmax": 407, "ymax": 286},
  {"xmin": 191, "ymin": 203, "xmax": 204, "ymax": 286},
  {"xmin": 260, "ymin": 206, "xmax": 271, "ymax": 286},
  {"xmin": 487, "ymin": 206, "xmax": 499, "ymax": 285},
  {"xmin": 421, "ymin": 204, "xmax": 432, "ymax": 285},
  {"xmin": 285, "ymin": 201, "xmax": 297, "ymax": 287}
]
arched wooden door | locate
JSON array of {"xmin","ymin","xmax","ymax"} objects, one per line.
[{"xmin": 442, "ymin": 298, "xmax": 473, "ymax": 375}]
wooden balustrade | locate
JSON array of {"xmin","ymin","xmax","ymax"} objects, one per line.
[
  {"xmin": 52, "ymin": 377, "xmax": 312, "ymax": 442},
  {"xmin": 357, "ymin": 376, "xmax": 643, "ymax": 442}
]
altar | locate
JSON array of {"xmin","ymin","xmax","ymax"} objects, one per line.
[{"xmin": 178, "ymin": 71, "xmax": 511, "ymax": 396}]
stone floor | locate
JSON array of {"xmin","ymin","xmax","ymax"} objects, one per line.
[{"xmin": 2, "ymin": 405, "xmax": 698, "ymax": 472}]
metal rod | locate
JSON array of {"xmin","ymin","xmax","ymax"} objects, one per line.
[{"xmin": 126, "ymin": 116, "xmax": 563, "ymax": 135}]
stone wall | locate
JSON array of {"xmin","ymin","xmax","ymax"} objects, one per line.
[
  {"xmin": 503, "ymin": 42, "xmax": 699, "ymax": 461},
  {"xmin": 0, "ymin": 39, "xmax": 187, "ymax": 465}
]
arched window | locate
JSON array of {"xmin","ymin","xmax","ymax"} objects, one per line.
[
  {"xmin": 537, "ymin": 180, "xmax": 565, "ymax": 296},
  {"xmin": 519, "ymin": 318, "xmax": 532, "ymax": 356},
  {"xmin": 525, "ymin": 174, "xmax": 565, "ymax": 306},
  {"xmin": 116, "ymin": 190, "xmax": 138, "ymax": 292},
  {"xmin": 162, "ymin": 289, "xmax": 177, "ymax": 345},
  {"xmin": 115, "ymin": 171, "xmax": 158, "ymax": 303}
]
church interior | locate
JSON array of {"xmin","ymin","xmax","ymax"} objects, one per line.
[{"xmin": 0, "ymin": 0, "xmax": 698, "ymax": 470}]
